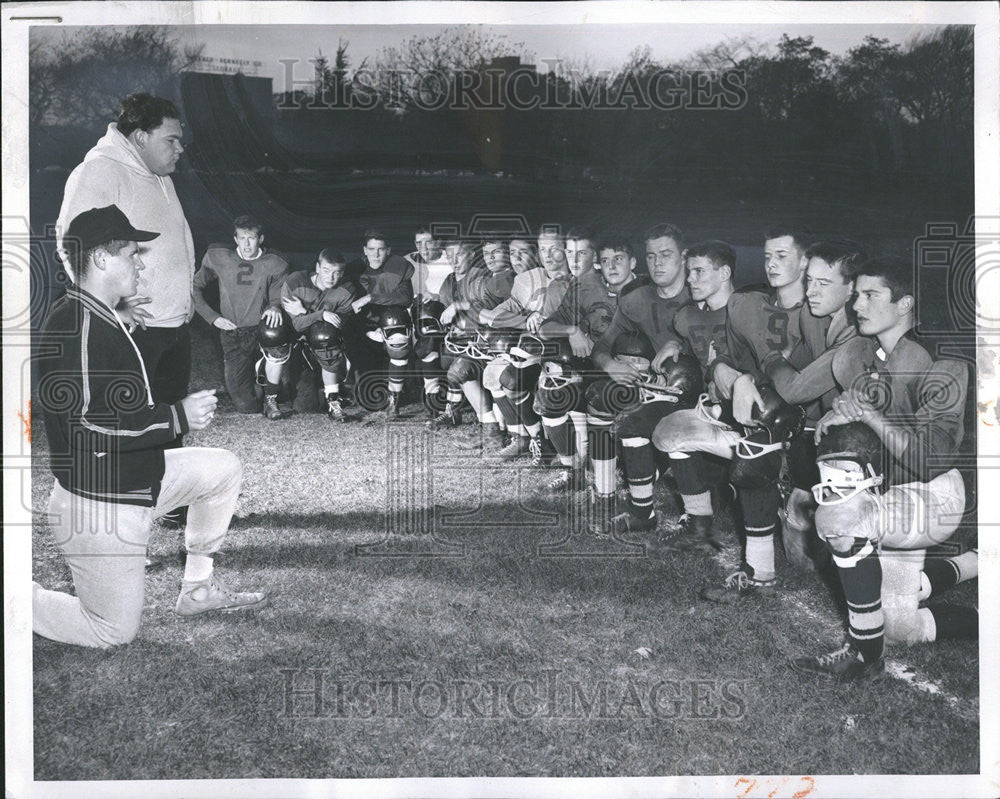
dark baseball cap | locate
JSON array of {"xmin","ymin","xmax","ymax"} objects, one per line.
[{"xmin": 65, "ymin": 204, "xmax": 159, "ymax": 252}]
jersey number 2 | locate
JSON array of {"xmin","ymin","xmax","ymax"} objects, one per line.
[{"xmin": 237, "ymin": 263, "xmax": 254, "ymax": 286}]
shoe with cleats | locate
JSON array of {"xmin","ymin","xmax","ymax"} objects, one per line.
[
  {"xmin": 790, "ymin": 641, "xmax": 885, "ymax": 682},
  {"xmin": 262, "ymin": 395, "xmax": 284, "ymax": 421},
  {"xmin": 657, "ymin": 514, "xmax": 723, "ymax": 553},
  {"xmin": 528, "ymin": 435, "xmax": 545, "ymax": 466},
  {"xmin": 175, "ymin": 573, "xmax": 269, "ymax": 617},
  {"xmin": 700, "ymin": 562, "xmax": 777, "ymax": 604},
  {"xmin": 497, "ymin": 435, "xmax": 531, "ymax": 460},
  {"xmin": 326, "ymin": 396, "xmax": 346, "ymax": 422},
  {"xmin": 548, "ymin": 467, "xmax": 587, "ymax": 494},
  {"xmin": 386, "ymin": 392, "xmax": 401, "ymax": 419},
  {"xmin": 604, "ymin": 510, "xmax": 657, "ymax": 539},
  {"xmin": 428, "ymin": 403, "xmax": 462, "ymax": 429}
]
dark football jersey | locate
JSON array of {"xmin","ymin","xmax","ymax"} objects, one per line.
[
  {"xmin": 544, "ymin": 268, "xmax": 622, "ymax": 341},
  {"xmin": 673, "ymin": 302, "xmax": 730, "ymax": 373},
  {"xmin": 193, "ymin": 245, "xmax": 289, "ymax": 328},
  {"xmin": 831, "ymin": 329, "xmax": 969, "ymax": 484},
  {"xmin": 723, "ymin": 285, "xmax": 808, "ymax": 373},
  {"xmin": 593, "ymin": 281, "xmax": 691, "ymax": 358},
  {"xmin": 280, "ymin": 270, "xmax": 358, "ymax": 332},
  {"xmin": 438, "ymin": 267, "xmax": 484, "ymax": 333},
  {"xmin": 360, "ymin": 254, "xmax": 415, "ymax": 307}
]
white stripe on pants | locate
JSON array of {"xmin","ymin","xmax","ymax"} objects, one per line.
[{"xmin": 32, "ymin": 448, "xmax": 243, "ymax": 649}]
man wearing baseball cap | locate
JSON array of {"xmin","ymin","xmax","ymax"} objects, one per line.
[{"xmin": 33, "ymin": 205, "xmax": 268, "ymax": 649}]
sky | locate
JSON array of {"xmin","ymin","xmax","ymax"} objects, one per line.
[{"xmin": 33, "ymin": 22, "xmax": 941, "ymax": 92}]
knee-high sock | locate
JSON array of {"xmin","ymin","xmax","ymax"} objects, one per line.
[
  {"xmin": 832, "ymin": 539, "xmax": 884, "ymax": 663},
  {"xmin": 388, "ymin": 357, "xmax": 408, "ymax": 394},
  {"xmin": 919, "ymin": 549, "xmax": 978, "ymax": 601},
  {"xmin": 669, "ymin": 451, "xmax": 713, "ymax": 517},
  {"xmin": 543, "ymin": 414, "xmax": 575, "ymax": 466},
  {"xmin": 588, "ymin": 414, "xmax": 616, "ymax": 496},
  {"xmin": 621, "ymin": 437, "xmax": 655, "ymax": 519},
  {"xmin": 739, "ymin": 485, "xmax": 778, "ymax": 579}
]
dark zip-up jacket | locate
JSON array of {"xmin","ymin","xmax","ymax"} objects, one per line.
[{"xmin": 36, "ymin": 286, "xmax": 189, "ymax": 506}]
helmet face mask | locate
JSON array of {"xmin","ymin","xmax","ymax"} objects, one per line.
[
  {"xmin": 811, "ymin": 422, "xmax": 888, "ymax": 505},
  {"xmin": 508, "ymin": 333, "xmax": 545, "ymax": 369},
  {"xmin": 444, "ymin": 329, "xmax": 469, "ymax": 356},
  {"xmin": 736, "ymin": 428, "xmax": 783, "ymax": 459},
  {"xmin": 696, "ymin": 392, "xmax": 732, "ymax": 428},
  {"xmin": 540, "ymin": 359, "xmax": 581, "ymax": 390},
  {"xmin": 812, "ymin": 458, "xmax": 884, "ymax": 505}
]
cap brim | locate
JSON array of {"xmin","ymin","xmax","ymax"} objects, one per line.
[{"xmin": 131, "ymin": 229, "xmax": 160, "ymax": 242}]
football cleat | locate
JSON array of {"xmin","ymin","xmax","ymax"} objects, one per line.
[
  {"xmin": 386, "ymin": 392, "xmax": 400, "ymax": 419},
  {"xmin": 528, "ymin": 435, "xmax": 545, "ymax": 466},
  {"xmin": 604, "ymin": 510, "xmax": 657, "ymax": 538},
  {"xmin": 657, "ymin": 514, "xmax": 723, "ymax": 553},
  {"xmin": 699, "ymin": 563, "xmax": 777, "ymax": 604},
  {"xmin": 547, "ymin": 467, "xmax": 587, "ymax": 494},
  {"xmin": 262, "ymin": 395, "xmax": 284, "ymax": 421},
  {"xmin": 790, "ymin": 642, "xmax": 885, "ymax": 682},
  {"xmin": 497, "ymin": 435, "xmax": 531, "ymax": 460},
  {"xmin": 326, "ymin": 396, "xmax": 346, "ymax": 422},
  {"xmin": 428, "ymin": 403, "xmax": 462, "ymax": 429},
  {"xmin": 175, "ymin": 573, "xmax": 269, "ymax": 617},
  {"xmin": 589, "ymin": 493, "xmax": 621, "ymax": 540}
]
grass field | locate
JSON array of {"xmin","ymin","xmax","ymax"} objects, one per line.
[{"xmin": 29, "ymin": 321, "xmax": 980, "ymax": 780}]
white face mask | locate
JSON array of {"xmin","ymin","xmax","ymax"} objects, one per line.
[{"xmin": 811, "ymin": 460, "xmax": 883, "ymax": 505}]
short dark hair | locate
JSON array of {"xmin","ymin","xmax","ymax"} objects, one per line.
[
  {"xmin": 441, "ymin": 236, "xmax": 473, "ymax": 249},
  {"xmin": 598, "ymin": 234, "xmax": 634, "ymax": 261},
  {"xmin": 536, "ymin": 224, "xmax": 564, "ymax": 243},
  {"xmin": 363, "ymin": 228, "xmax": 388, "ymax": 246},
  {"xmin": 68, "ymin": 239, "xmax": 129, "ymax": 281},
  {"xmin": 764, "ymin": 225, "xmax": 812, "ymax": 253},
  {"xmin": 116, "ymin": 94, "xmax": 180, "ymax": 136},
  {"xmin": 318, "ymin": 247, "xmax": 345, "ymax": 266},
  {"xmin": 854, "ymin": 256, "xmax": 913, "ymax": 303},
  {"xmin": 644, "ymin": 223, "xmax": 684, "ymax": 249},
  {"xmin": 685, "ymin": 240, "xmax": 736, "ymax": 272},
  {"xmin": 233, "ymin": 215, "xmax": 263, "ymax": 236},
  {"xmin": 565, "ymin": 225, "xmax": 595, "ymax": 245},
  {"xmin": 805, "ymin": 240, "xmax": 867, "ymax": 283}
]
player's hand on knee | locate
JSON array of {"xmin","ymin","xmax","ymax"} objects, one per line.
[
  {"xmin": 214, "ymin": 317, "xmax": 238, "ymax": 331},
  {"xmin": 182, "ymin": 389, "xmax": 219, "ymax": 430}
]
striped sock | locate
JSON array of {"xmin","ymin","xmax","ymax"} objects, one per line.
[
  {"xmin": 622, "ymin": 437, "xmax": 654, "ymax": 519},
  {"xmin": 832, "ymin": 539, "xmax": 884, "ymax": 663}
]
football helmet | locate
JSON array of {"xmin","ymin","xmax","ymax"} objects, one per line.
[
  {"xmin": 539, "ymin": 341, "xmax": 584, "ymax": 390},
  {"xmin": 417, "ymin": 300, "xmax": 446, "ymax": 336},
  {"xmin": 378, "ymin": 305, "xmax": 413, "ymax": 359},
  {"xmin": 443, "ymin": 328, "xmax": 470, "ymax": 356},
  {"xmin": 735, "ymin": 383, "xmax": 806, "ymax": 459},
  {"xmin": 307, "ymin": 320, "xmax": 346, "ymax": 372},
  {"xmin": 258, "ymin": 316, "xmax": 293, "ymax": 364},
  {"xmin": 811, "ymin": 421, "xmax": 886, "ymax": 505},
  {"xmin": 486, "ymin": 328, "xmax": 521, "ymax": 359},
  {"xmin": 640, "ymin": 353, "xmax": 703, "ymax": 408},
  {"xmin": 508, "ymin": 332, "xmax": 547, "ymax": 369}
]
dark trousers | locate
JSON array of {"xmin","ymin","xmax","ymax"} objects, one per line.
[
  {"xmin": 131, "ymin": 324, "xmax": 191, "ymax": 448},
  {"xmin": 220, "ymin": 326, "xmax": 262, "ymax": 414}
]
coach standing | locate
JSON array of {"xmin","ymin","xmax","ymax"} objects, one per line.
[
  {"xmin": 34, "ymin": 205, "xmax": 267, "ymax": 649},
  {"xmin": 57, "ymin": 94, "xmax": 194, "ymax": 524}
]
